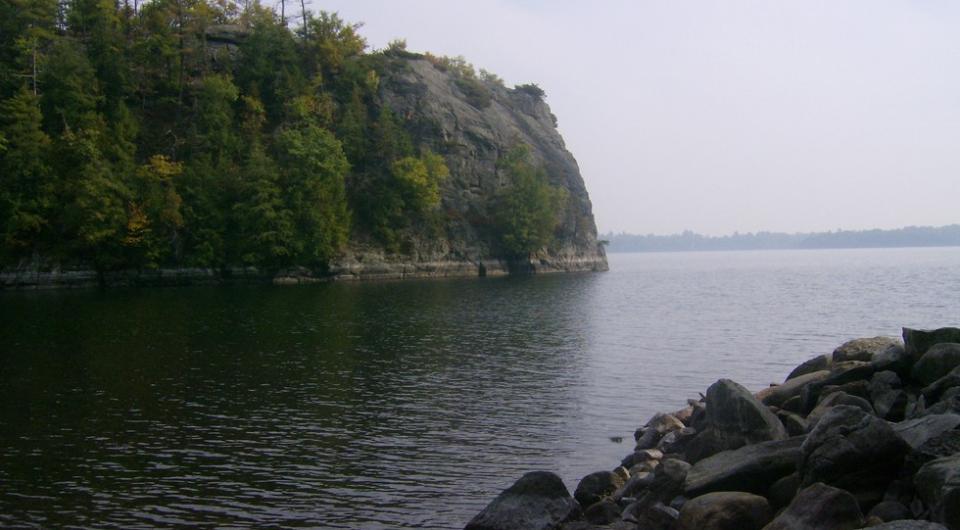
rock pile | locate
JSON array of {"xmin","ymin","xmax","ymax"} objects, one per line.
[{"xmin": 465, "ymin": 327, "xmax": 960, "ymax": 530}]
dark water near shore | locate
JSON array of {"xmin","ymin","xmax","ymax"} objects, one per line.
[{"xmin": 1, "ymin": 247, "xmax": 959, "ymax": 529}]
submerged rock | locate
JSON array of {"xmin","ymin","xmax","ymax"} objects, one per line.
[{"xmin": 465, "ymin": 471, "xmax": 581, "ymax": 530}]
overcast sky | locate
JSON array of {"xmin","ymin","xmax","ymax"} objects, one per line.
[{"xmin": 303, "ymin": 0, "xmax": 960, "ymax": 235}]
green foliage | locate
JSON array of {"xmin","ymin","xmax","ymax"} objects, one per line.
[
  {"xmin": 0, "ymin": 89, "xmax": 53, "ymax": 257},
  {"xmin": 275, "ymin": 118, "xmax": 351, "ymax": 266},
  {"xmin": 515, "ymin": 83, "xmax": 546, "ymax": 98},
  {"xmin": 0, "ymin": 0, "xmax": 546, "ymax": 272},
  {"xmin": 494, "ymin": 146, "xmax": 568, "ymax": 257}
]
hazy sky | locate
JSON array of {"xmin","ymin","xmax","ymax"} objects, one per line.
[{"xmin": 303, "ymin": 1, "xmax": 960, "ymax": 235}]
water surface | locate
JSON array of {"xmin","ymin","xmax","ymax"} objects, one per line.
[{"xmin": 1, "ymin": 248, "xmax": 958, "ymax": 528}]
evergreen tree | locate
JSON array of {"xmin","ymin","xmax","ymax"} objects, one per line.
[{"xmin": 0, "ymin": 89, "xmax": 54, "ymax": 260}]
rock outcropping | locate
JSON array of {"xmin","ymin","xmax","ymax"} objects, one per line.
[
  {"xmin": 467, "ymin": 327, "xmax": 960, "ymax": 530},
  {"xmin": 330, "ymin": 56, "xmax": 608, "ymax": 280}
]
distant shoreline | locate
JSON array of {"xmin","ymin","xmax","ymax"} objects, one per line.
[
  {"xmin": 607, "ymin": 244, "xmax": 960, "ymax": 254},
  {"xmin": 602, "ymin": 224, "xmax": 960, "ymax": 253}
]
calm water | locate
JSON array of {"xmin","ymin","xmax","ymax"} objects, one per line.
[{"xmin": 2, "ymin": 248, "xmax": 959, "ymax": 529}]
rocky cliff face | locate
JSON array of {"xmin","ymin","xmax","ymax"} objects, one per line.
[{"xmin": 330, "ymin": 57, "xmax": 607, "ymax": 280}]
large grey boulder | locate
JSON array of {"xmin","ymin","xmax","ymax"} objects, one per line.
[
  {"xmin": 465, "ymin": 471, "xmax": 581, "ymax": 530},
  {"xmin": 634, "ymin": 458, "xmax": 691, "ymax": 507},
  {"xmin": 914, "ymin": 454, "xmax": 960, "ymax": 530},
  {"xmin": 892, "ymin": 414, "xmax": 960, "ymax": 450},
  {"xmin": 573, "ymin": 470, "xmax": 624, "ymax": 508},
  {"xmin": 872, "ymin": 344, "xmax": 913, "ymax": 377},
  {"xmin": 786, "ymin": 354, "xmax": 831, "ymax": 381},
  {"xmin": 799, "ymin": 406, "xmax": 910, "ymax": 507},
  {"xmin": 805, "ymin": 391, "xmax": 875, "ymax": 430},
  {"xmin": 833, "ymin": 337, "xmax": 902, "ymax": 363},
  {"xmin": 685, "ymin": 437, "xmax": 804, "ymax": 497},
  {"xmin": 675, "ymin": 491, "xmax": 772, "ymax": 530},
  {"xmin": 922, "ymin": 366, "xmax": 960, "ymax": 403},
  {"xmin": 687, "ymin": 379, "xmax": 788, "ymax": 461},
  {"xmin": 904, "ymin": 327, "xmax": 960, "ymax": 363},
  {"xmin": 757, "ymin": 370, "xmax": 830, "ymax": 408},
  {"xmin": 904, "ymin": 429, "xmax": 960, "ymax": 476},
  {"xmin": 762, "ymin": 482, "xmax": 865, "ymax": 530},
  {"xmin": 800, "ymin": 362, "xmax": 876, "ymax": 413},
  {"xmin": 912, "ymin": 343, "xmax": 960, "ymax": 386}
]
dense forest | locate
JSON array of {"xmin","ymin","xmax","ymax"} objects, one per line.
[
  {"xmin": 0, "ymin": 0, "xmax": 567, "ymax": 274},
  {"xmin": 603, "ymin": 225, "xmax": 960, "ymax": 253}
]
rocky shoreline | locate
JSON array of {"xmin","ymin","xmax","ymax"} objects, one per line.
[
  {"xmin": 0, "ymin": 252, "xmax": 608, "ymax": 289},
  {"xmin": 466, "ymin": 327, "xmax": 960, "ymax": 530}
]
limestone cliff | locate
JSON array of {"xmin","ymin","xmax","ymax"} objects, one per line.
[{"xmin": 330, "ymin": 56, "xmax": 608, "ymax": 280}]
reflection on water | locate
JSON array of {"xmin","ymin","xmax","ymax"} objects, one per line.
[{"xmin": 1, "ymin": 247, "xmax": 959, "ymax": 528}]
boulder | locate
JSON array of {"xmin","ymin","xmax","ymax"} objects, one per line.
[
  {"xmin": 912, "ymin": 343, "xmax": 960, "ymax": 386},
  {"xmin": 622, "ymin": 501, "xmax": 677, "ymax": 529},
  {"xmin": 762, "ymin": 482, "xmax": 865, "ymax": 530},
  {"xmin": 903, "ymin": 327, "xmax": 960, "ymax": 364},
  {"xmin": 800, "ymin": 362, "xmax": 876, "ymax": 413},
  {"xmin": 613, "ymin": 471, "xmax": 653, "ymax": 501},
  {"xmin": 635, "ymin": 413, "xmax": 685, "ymax": 449},
  {"xmin": 621, "ymin": 448, "xmax": 662, "ymax": 469},
  {"xmin": 914, "ymin": 454, "xmax": 960, "ymax": 529},
  {"xmin": 892, "ymin": 414, "xmax": 960, "ymax": 450},
  {"xmin": 872, "ymin": 344, "xmax": 913, "ymax": 377},
  {"xmin": 658, "ymin": 426, "xmax": 697, "ymax": 455},
  {"xmin": 686, "ymin": 379, "xmax": 788, "ymax": 461},
  {"xmin": 871, "ymin": 371, "xmax": 909, "ymax": 421},
  {"xmin": 582, "ymin": 499, "xmax": 620, "ymax": 525},
  {"xmin": 675, "ymin": 491, "xmax": 772, "ymax": 530},
  {"xmin": 805, "ymin": 391, "xmax": 875, "ymax": 430},
  {"xmin": 821, "ymin": 380, "xmax": 873, "ymax": 402},
  {"xmin": 574, "ymin": 470, "xmax": 625, "ymax": 508},
  {"xmin": 922, "ymin": 367, "xmax": 960, "ymax": 403},
  {"xmin": 904, "ymin": 429, "xmax": 960, "ymax": 476},
  {"xmin": 867, "ymin": 500, "xmax": 911, "ymax": 522},
  {"xmin": 466, "ymin": 471, "xmax": 581, "ymax": 530},
  {"xmin": 767, "ymin": 472, "xmax": 800, "ymax": 510},
  {"xmin": 833, "ymin": 337, "xmax": 902, "ymax": 363},
  {"xmin": 758, "ymin": 370, "xmax": 831, "ymax": 408},
  {"xmin": 638, "ymin": 458, "xmax": 690, "ymax": 506},
  {"xmin": 685, "ymin": 436, "xmax": 804, "ymax": 497},
  {"xmin": 786, "ymin": 354, "xmax": 831, "ymax": 381},
  {"xmin": 922, "ymin": 394, "xmax": 960, "ymax": 417},
  {"xmin": 799, "ymin": 406, "xmax": 910, "ymax": 507},
  {"xmin": 775, "ymin": 410, "xmax": 808, "ymax": 436}
]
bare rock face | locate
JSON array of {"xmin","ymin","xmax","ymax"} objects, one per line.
[{"xmin": 333, "ymin": 58, "xmax": 607, "ymax": 278}]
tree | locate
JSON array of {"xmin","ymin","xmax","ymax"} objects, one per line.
[
  {"xmin": 233, "ymin": 95, "xmax": 296, "ymax": 268},
  {"xmin": 124, "ymin": 155, "xmax": 183, "ymax": 267},
  {"xmin": 0, "ymin": 89, "xmax": 54, "ymax": 260},
  {"xmin": 494, "ymin": 145, "xmax": 568, "ymax": 257},
  {"xmin": 275, "ymin": 114, "xmax": 351, "ymax": 267},
  {"xmin": 390, "ymin": 150, "xmax": 448, "ymax": 216}
]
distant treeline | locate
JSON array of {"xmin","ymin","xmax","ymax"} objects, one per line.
[{"xmin": 602, "ymin": 225, "xmax": 960, "ymax": 253}]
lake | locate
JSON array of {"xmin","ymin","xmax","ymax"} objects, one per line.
[{"xmin": 1, "ymin": 248, "xmax": 958, "ymax": 528}]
